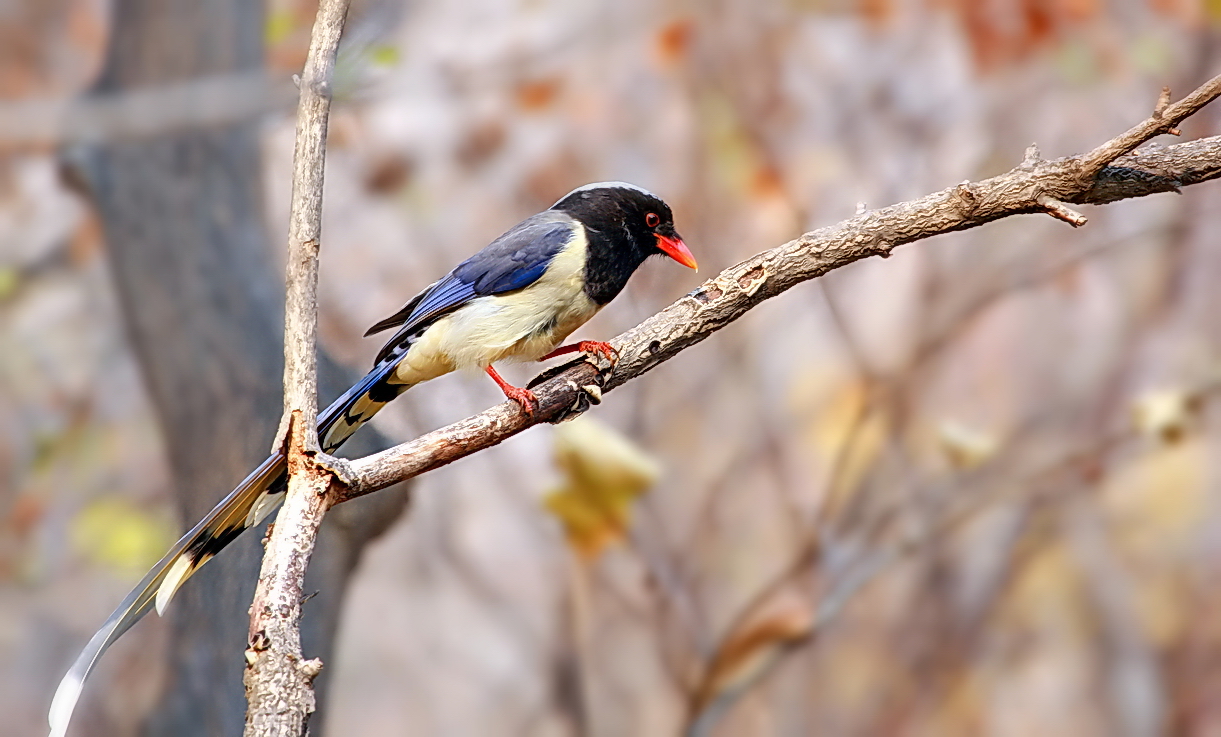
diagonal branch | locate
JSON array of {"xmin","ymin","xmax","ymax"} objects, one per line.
[
  {"xmin": 334, "ymin": 78, "xmax": 1221, "ymax": 503},
  {"xmin": 1078, "ymin": 77, "xmax": 1221, "ymax": 179}
]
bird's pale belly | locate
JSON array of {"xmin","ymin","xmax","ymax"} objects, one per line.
[
  {"xmin": 391, "ymin": 224, "xmax": 600, "ymax": 386},
  {"xmin": 392, "ymin": 289, "xmax": 600, "ymax": 386}
]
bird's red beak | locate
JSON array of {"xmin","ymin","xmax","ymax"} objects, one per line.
[{"xmin": 656, "ymin": 234, "xmax": 698, "ymax": 271}]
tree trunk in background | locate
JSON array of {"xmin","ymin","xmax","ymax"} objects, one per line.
[{"xmin": 59, "ymin": 0, "xmax": 408, "ymax": 734}]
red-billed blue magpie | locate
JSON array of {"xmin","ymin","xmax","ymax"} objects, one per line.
[{"xmin": 49, "ymin": 182, "xmax": 696, "ymax": 737}]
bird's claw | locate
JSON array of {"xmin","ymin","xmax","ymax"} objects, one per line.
[
  {"xmin": 541, "ymin": 340, "xmax": 618, "ymax": 366},
  {"xmin": 502, "ymin": 385, "xmax": 538, "ymax": 416},
  {"xmin": 578, "ymin": 341, "xmax": 618, "ymax": 364}
]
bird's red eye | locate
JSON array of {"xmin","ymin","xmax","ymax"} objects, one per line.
[{"xmin": 645, "ymin": 212, "xmax": 660, "ymax": 228}]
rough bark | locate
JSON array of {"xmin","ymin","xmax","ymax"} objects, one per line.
[
  {"xmin": 57, "ymin": 1, "xmax": 407, "ymax": 735},
  {"xmin": 244, "ymin": 1, "xmax": 351, "ymax": 734}
]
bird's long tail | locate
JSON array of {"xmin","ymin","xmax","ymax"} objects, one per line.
[{"xmin": 49, "ymin": 358, "xmax": 410, "ymax": 737}]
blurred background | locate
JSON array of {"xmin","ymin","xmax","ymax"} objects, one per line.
[{"xmin": 3, "ymin": 0, "xmax": 1221, "ymax": 735}]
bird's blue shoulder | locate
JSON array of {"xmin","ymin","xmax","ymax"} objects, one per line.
[
  {"xmin": 365, "ymin": 212, "xmax": 578, "ymax": 360},
  {"xmin": 452, "ymin": 213, "xmax": 576, "ymax": 294},
  {"xmin": 409, "ymin": 213, "xmax": 575, "ymax": 323}
]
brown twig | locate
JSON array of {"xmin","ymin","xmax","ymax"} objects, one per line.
[
  {"xmin": 336, "ymin": 78, "xmax": 1221, "ymax": 504},
  {"xmin": 1153, "ymin": 85, "xmax": 1182, "ymax": 136},
  {"xmin": 1077, "ymin": 79, "xmax": 1221, "ymax": 179},
  {"xmin": 243, "ymin": 1, "xmax": 350, "ymax": 735}
]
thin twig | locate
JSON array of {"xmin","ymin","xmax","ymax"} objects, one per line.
[{"xmin": 1078, "ymin": 78, "xmax": 1221, "ymax": 179}]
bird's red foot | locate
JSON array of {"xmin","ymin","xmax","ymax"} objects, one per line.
[
  {"xmin": 542, "ymin": 340, "xmax": 618, "ymax": 364},
  {"xmin": 501, "ymin": 384, "xmax": 538, "ymax": 416},
  {"xmin": 485, "ymin": 366, "xmax": 537, "ymax": 415}
]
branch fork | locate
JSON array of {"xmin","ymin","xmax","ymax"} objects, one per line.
[{"xmin": 1022, "ymin": 81, "xmax": 1221, "ymax": 228}]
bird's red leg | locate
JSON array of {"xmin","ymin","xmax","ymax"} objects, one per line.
[
  {"xmin": 541, "ymin": 340, "xmax": 618, "ymax": 363},
  {"xmin": 485, "ymin": 365, "xmax": 537, "ymax": 415}
]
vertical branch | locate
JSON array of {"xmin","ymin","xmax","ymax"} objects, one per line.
[
  {"xmin": 243, "ymin": 1, "xmax": 350, "ymax": 736},
  {"xmin": 279, "ymin": 0, "xmax": 349, "ymax": 442}
]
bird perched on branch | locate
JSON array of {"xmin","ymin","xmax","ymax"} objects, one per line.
[{"xmin": 49, "ymin": 182, "xmax": 696, "ymax": 737}]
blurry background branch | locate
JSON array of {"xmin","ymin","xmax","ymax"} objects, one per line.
[
  {"xmin": 681, "ymin": 375, "xmax": 1221, "ymax": 736},
  {"xmin": 336, "ymin": 79, "xmax": 1221, "ymax": 503},
  {"xmin": 0, "ymin": 72, "xmax": 295, "ymax": 150}
]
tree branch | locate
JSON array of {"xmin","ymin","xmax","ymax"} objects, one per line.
[
  {"xmin": 238, "ymin": 65, "xmax": 1220, "ymax": 734},
  {"xmin": 333, "ymin": 77, "xmax": 1221, "ymax": 504},
  {"xmin": 243, "ymin": 1, "xmax": 349, "ymax": 735}
]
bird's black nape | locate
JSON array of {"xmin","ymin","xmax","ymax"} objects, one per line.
[{"xmin": 552, "ymin": 182, "xmax": 685, "ymax": 305}]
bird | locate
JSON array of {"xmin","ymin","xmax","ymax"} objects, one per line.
[{"xmin": 48, "ymin": 181, "xmax": 697, "ymax": 737}]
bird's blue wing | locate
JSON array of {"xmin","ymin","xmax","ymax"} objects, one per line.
[
  {"xmin": 368, "ymin": 214, "xmax": 576, "ymax": 362},
  {"xmin": 452, "ymin": 218, "xmax": 574, "ymax": 294},
  {"xmin": 417, "ymin": 215, "xmax": 575, "ymax": 323}
]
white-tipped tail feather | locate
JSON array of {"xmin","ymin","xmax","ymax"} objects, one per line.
[
  {"xmin": 47, "ymin": 359, "xmax": 409, "ymax": 737},
  {"xmin": 48, "ymin": 670, "xmax": 84, "ymax": 737},
  {"xmin": 244, "ymin": 489, "xmax": 286, "ymax": 529},
  {"xmin": 155, "ymin": 556, "xmax": 195, "ymax": 616},
  {"xmin": 46, "ymin": 453, "xmax": 311, "ymax": 737}
]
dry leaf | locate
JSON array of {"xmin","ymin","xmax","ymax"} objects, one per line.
[
  {"xmin": 1132, "ymin": 388, "xmax": 1200, "ymax": 444},
  {"xmin": 938, "ymin": 419, "xmax": 999, "ymax": 469},
  {"xmin": 655, "ymin": 18, "xmax": 694, "ymax": 64},
  {"xmin": 544, "ymin": 417, "xmax": 660, "ymax": 560},
  {"xmin": 515, "ymin": 77, "xmax": 562, "ymax": 111},
  {"xmin": 693, "ymin": 596, "xmax": 814, "ymax": 717}
]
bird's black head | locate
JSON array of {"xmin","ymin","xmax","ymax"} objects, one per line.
[{"xmin": 552, "ymin": 182, "xmax": 697, "ymax": 305}]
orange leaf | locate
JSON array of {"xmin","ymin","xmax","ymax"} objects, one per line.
[
  {"xmin": 656, "ymin": 18, "xmax": 694, "ymax": 64},
  {"xmin": 543, "ymin": 418, "xmax": 660, "ymax": 560},
  {"xmin": 515, "ymin": 78, "xmax": 562, "ymax": 111},
  {"xmin": 693, "ymin": 597, "xmax": 815, "ymax": 716}
]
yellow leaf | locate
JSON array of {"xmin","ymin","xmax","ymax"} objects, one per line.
[
  {"xmin": 71, "ymin": 498, "xmax": 175, "ymax": 576},
  {"xmin": 938, "ymin": 419, "xmax": 999, "ymax": 469},
  {"xmin": 800, "ymin": 377, "xmax": 887, "ymax": 512},
  {"xmin": 0, "ymin": 267, "xmax": 18, "ymax": 300},
  {"xmin": 700, "ymin": 92, "xmax": 753, "ymax": 191},
  {"xmin": 369, "ymin": 44, "xmax": 400, "ymax": 68},
  {"xmin": 544, "ymin": 417, "xmax": 660, "ymax": 560},
  {"xmin": 1132, "ymin": 388, "xmax": 1200, "ymax": 444},
  {"xmin": 1104, "ymin": 439, "xmax": 1206, "ymax": 560},
  {"xmin": 264, "ymin": 9, "xmax": 295, "ymax": 46},
  {"xmin": 1002, "ymin": 541, "xmax": 1086, "ymax": 633}
]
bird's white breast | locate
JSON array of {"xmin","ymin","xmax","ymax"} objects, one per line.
[{"xmin": 393, "ymin": 228, "xmax": 600, "ymax": 386}]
